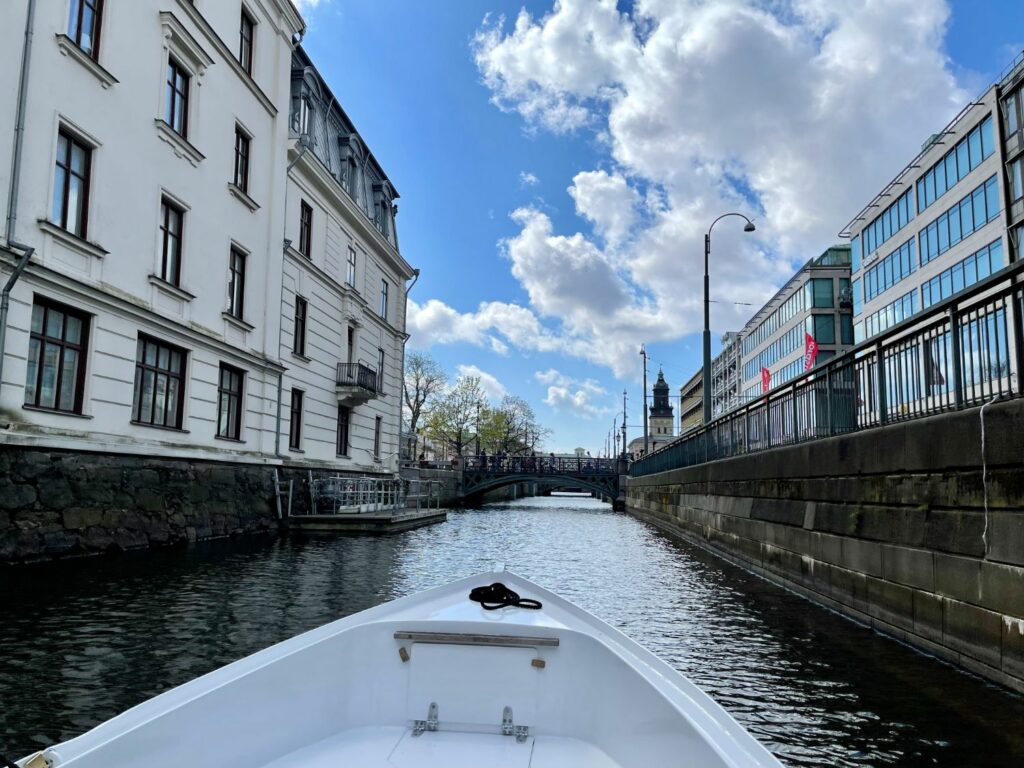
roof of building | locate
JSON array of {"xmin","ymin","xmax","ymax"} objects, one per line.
[{"xmin": 839, "ymin": 48, "xmax": 1024, "ymax": 238}]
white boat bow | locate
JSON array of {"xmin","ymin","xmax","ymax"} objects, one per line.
[{"xmin": 20, "ymin": 570, "xmax": 783, "ymax": 767}]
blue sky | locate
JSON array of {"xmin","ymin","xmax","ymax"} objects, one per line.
[{"xmin": 297, "ymin": 0, "xmax": 1023, "ymax": 453}]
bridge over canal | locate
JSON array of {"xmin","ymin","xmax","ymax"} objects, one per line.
[{"xmin": 459, "ymin": 455, "xmax": 625, "ymax": 507}]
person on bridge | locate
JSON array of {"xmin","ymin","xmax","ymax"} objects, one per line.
[{"xmin": 480, "ymin": 449, "xmax": 488, "ymax": 470}]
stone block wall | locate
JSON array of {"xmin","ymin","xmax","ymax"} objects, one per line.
[
  {"xmin": 1, "ymin": 447, "xmax": 282, "ymax": 562},
  {"xmin": 626, "ymin": 398, "xmax": 1024, "ymax": 693}
]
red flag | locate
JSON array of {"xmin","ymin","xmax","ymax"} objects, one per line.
[
  {"xmin": 761, "ymin": 367, "xmax": 771, "ymax": 393},
  {"xmin": 804, "ymin": 332, "xmax": 819, "ymax": 371}
]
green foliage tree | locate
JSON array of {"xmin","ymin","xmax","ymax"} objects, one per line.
[{"xmin": 423, "ymin": 375, "xmax": 487, "ymax": 456}]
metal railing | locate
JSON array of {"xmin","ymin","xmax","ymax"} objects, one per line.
[
  {"xmin": 305, "ymin": 475, "xmax": 405, "ymax": 515},
  {"xmin": 336, "ymin": 362, "xmax": 378, "ymax": 393},
  {"xmin": 632, "ymin": 260, "xmax": 1024, "ymax": 477},
  {"xmin": 405, "ymin": 479, "xmax": 445, "ymax": 510},
  {"xmin": 463, "ymin": 455, "xmax": 618, "ymax": 475}
]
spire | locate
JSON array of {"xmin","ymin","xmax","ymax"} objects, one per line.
[{"xmin": 649, "ymin": 369, "xmax": 673, "ymax": 418}]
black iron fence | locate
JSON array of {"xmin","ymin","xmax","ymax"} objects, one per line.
[
  {"xmin": 632, "ymin": 259, "xmax": 1024, "ymax": 477},
  {"xmin": 463, "ymin": 455, "xmax": 618, "ymax": 475},
  {"xmin": 336, "ymin": 362, "xmax": 378, "ymax": 393}
]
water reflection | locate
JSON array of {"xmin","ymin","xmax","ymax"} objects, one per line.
[{"xmin": 1, "ymin": 494, "xmax": 1022, "ymax": 766}]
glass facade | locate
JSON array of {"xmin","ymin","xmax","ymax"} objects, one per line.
[
  {"xmin": 921, "ymin": 239, "xmax": 1004, "ymax": 309},
  {"xmin": 918, "ymin": 176, "xmax": 1000, "ymax": 267},
  {"xmin": 742, "ymin": 289, "xmax": 805, "ymax": 356},
  {"xmin": 861, "ymin": 188, "xmax": 913, "ymax": 258},
  {"xmin": 863, "ymin": 239, "xmax": 915, "ymax": 302},
  {"xmin": 806, "ymin": 314, "xmax": 835, "ymax": 344},
  {"xmin": 857, "ymin": 290, "xmax": 918, "ymax": 343},
  {"xmin": 805, "ymin": 278, "xmax": 834, "ymax": 309},
  {"xmin": 915, "ymin": 116, "xmax": 994, "ymax": 214},
  {"xmin": 743, "ymin": 324, "xmax": 802, "ymax": 381}
]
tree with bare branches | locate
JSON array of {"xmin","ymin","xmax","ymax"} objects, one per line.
[{"xmin": 403, "ymin": 351, "xmax": 447, "ymax": 435}]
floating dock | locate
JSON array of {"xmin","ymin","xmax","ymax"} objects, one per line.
[{"xmin": 288, "ymin": 507, "xmax": 448, "ymax": 534}]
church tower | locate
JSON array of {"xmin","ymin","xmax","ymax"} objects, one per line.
[{"xmin": 649, "ymin": 369, "xmax": 675, "ymax": 437}]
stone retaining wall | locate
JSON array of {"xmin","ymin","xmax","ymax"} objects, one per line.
[
  {"xmin": 0, "ymin": 446, "xmax": 287, "ymax": 562},
  {"xmin": 626, "ymin": 398, "xmax": 1024, "ymax": 694}
]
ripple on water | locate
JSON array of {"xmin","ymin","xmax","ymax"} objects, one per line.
[{"xmin": 1, "ymin": 495, "xmax": 1023, "ymax": 766}]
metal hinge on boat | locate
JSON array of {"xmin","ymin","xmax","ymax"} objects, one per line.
[
  {"xmin": 502, "ymin": 705, "xmax": 529, "ymax": 743},
  {"xmin": 412, "ymin": 701, "xmax": 439, "ymax": 736}
]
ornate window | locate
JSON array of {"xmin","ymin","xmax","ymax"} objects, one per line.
[
  {"xmin": 25, "ymin": 297, "xmax": 90, "ymax": 414},
  {"xmin": 165, "ymin": 58, "xmax": 190, "ymax": 138},
  {"xmin": 68, "ymin": 0, "xmax": 103, "ymax": 59},
  {"xmin": 52, "ymin": 129, "xmax": 92, "ymax": 238},
  {"xmin": 159, "ymin": 197, "xmax": 185, "ymax": 286},
  {"xmin": 217, "ymin": 363, "xmax": 244, "ymax": 440},
  {"xmin": 239, "ymin": 8, "xmax": 255, "ymax": 76},
  {"xmin": 132, "ymin": 335, "xmax": 187, "ymax": 429}
]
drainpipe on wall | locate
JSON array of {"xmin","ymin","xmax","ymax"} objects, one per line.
[
  {"xmin": 395, "ymin": 268, "xmax": 420, "ymax": 468},
  {"xmin": 0, "ymin": 0, "xmax": 39, "ymax": 406},
  {"xmin": 273, "ymin": 136, "xmax": 311, "ymax": 457}
]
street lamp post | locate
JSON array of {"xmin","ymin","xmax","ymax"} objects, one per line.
[
  {"xmin": 639, "ymin": 345, "xmax": 649, "ymax": 456},
  {"xmin": 704, "ymin": 214, "xmax": 756, "ymax": 423}
]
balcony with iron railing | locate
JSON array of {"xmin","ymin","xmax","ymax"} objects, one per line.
[{"xmin": 336, "ymin": 362, "xmax": 378, "ymax": 405}]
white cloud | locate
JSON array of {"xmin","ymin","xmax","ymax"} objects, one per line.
[
  {"xmin": 293, "ymin": 0, "xmax": 325, "ymax": 11},
  {"xmin": 534, "ymin": 368, "xmax": 570, "ymax": 386},
  {"xmin": 519, "ymin": 171, "xmax": 540, "ymax": 187},
  {"xmin": 459, "ymin": 0, "xmax": 966, "ymax": 378},
  {"xmin": 457, "ymin": 364, "xmax": 507, "ymax": 401},
  {"xmin": 407, "ymin": 298, "xmax": 565, "ymax": 356},
  {"xmin": 568, "ymin": 170, "xmax": 640, "ymax": 247},
  {"xmin": 540, "ymin": 372, "xmax": 613, "ymax": 420}
]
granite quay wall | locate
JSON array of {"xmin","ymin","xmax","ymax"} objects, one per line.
[
  {"xmin": 0, "ymin": 446, "xmax": 285, "ymax": 563},
  {"xmin": 399, "ymin": 466, "xmax": 460, "ymax": 507},
  {"xmin": 625, "ymin": 398, "xmax": 1024, "ymax": 694}
]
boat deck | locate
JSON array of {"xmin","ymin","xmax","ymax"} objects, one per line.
[{"xmin": 262, "ymin": 726, "xmax": 621, "ymax": 768}]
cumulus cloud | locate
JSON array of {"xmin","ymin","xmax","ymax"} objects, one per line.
[
  {"xmin": 407, "ymin": 298, "xmax": 565, "ymax": 356},
  {"xmin": 419, "ymin": 1, "xmax": 966, "ymax": 379},
  {"xmin": 534, "ymin": 368, "xmax": 570, "ymax": 386},
  {"xmin": 519, "ymin": 171, "xmax": 540, "ymax": 186},
  {"xmin": 538, "ymin": 370, "xmax": 613, "ymax": 420},
  {"xmin": 568, "ymin": 170, "xmax": 640, "ymax": 247},
  {"xmin": 457, "ymin": 364, "xmax": 507, "ymax": 401}
]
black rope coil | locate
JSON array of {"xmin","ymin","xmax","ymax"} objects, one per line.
[{"xmin": 469, "ymin": 582, "xmax": 542, "ymax": 610}]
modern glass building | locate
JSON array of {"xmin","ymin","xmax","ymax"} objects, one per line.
[
  {"xmin": 843, "ymin": 54, "xmax": 1022, "ymax": 344},
  {"xmin": 738, "ymin": 246, "xmax": 853, "ymax": 402}
]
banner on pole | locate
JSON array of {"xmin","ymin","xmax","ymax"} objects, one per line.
[
  {"xmin": 804, "ymin": 332, "xmax": 819, "ymax": 371},
  {"xmin": 761, "ymin": 367, "xmax": 771, "ymax": 394}
]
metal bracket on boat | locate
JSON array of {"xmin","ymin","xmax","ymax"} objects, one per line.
[
  {"xmin": 412, "ymin": 702, "xmax": 439, "ymax": 736},
  {"xmin": 502, "ymin": 706, "xmax": 529, "ymax": 743}
]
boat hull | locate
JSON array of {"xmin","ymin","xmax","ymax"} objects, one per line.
[{"xmin": 21, "ymin": 571, "xmax": 782, "ymax": 767}]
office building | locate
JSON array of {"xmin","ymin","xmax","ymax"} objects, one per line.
[{"xmin": 738, "ymin": 246, "xmax": 853, "ymax": 402}]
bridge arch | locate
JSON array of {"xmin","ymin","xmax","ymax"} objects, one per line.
[{"xmin": 459, "ymin": 473, "xmax": 618, "ymax": 504}]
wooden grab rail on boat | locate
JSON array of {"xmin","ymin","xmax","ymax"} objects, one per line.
[{"xmin": 393, "ymin": 631, "xmax": 560, "ymax": 648}]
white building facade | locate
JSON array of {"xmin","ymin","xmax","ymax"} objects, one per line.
[
  {"xmin": 0, "ymin": 1, "xmax": 413, "ymax": 474},
  {"xmin": 280, "ymin": 49, "xmax": 415, "ymax": 472}
]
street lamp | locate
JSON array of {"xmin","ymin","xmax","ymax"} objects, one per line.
[
  {"xmin": 704, "ymin": 214, "xmax": 755, "ymax": 423},
  {"xmin": 639, "ymin": 345, "xmax": 649, "ymax": 456}
]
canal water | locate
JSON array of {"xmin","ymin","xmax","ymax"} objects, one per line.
[{"xmin": 2, "ymin": 495, "xmax": 1023, "ymax": 766}]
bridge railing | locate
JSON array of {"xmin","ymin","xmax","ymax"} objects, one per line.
[
  {"xmin": 463, "ymin": 455, "xmax": 618, "ymax": 475},
  {"xmin": 632, "ymin": 258, "xmax": 1024, "ymax": 478}
]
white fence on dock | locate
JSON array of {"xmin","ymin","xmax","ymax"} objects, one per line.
[{"xmin": 303, "ymin": 474, "xmax": 445, "ymax": 516}]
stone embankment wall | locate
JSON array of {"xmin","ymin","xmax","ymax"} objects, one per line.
[
  {"xmin": 626, "ymin": 398, "xmax": 1024, "ymax": 694},
  {"xmin": 1, "ymin": 447, "xmax": 283, "ymax": 562},
  {"xmin": 400, "ymin": 466, "xmax": 461, "ymax": 507}
]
